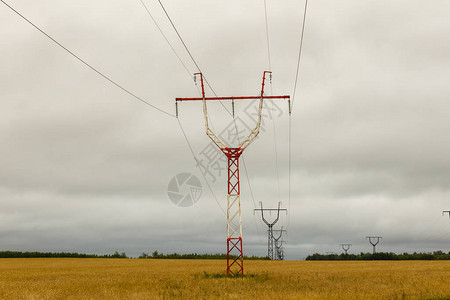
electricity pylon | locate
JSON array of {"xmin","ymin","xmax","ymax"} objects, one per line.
[
  {"xmin": 254, "ymin": 201, "xmax": 287, "ymax": 259},
  {"xmin": 277, "ymin": 240, "xmax": 286, "ymax": 260},
  {"xmin": 272, "ymin": 227, "xmax": 287, "ymax": 260},
  {"xmin": 176, "ymin": 72, "xmax": 289, "ymax": 276},
  {"xmin": 340, "ymin": 244, "xmax": 352, "ymax": 255},
  {"xmin": 366, "ymin": 236, "xmax": 382, "ymax": 254}
]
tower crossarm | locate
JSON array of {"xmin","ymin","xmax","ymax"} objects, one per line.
[
  {"xmin": 254, "ymin": 201, "xmax": 287, "ymax": 226},
  {"xmin": 366, "ymin": 236, "xmax": 382, "ymax": 254},
  {"xmin": 340, "ymin": 244, "xmax": 352, "ymax": 251},
  {"xmin": 176, "ymin": 95, "xmax": 289, "ymax": 101},
  {"xmin": 366, "ymin": 237, "xmax": 382, "ymax": 246},
  {"xmin": 272, "ymin": 228, "xmax": 287, "ymax": 242},
  {"xmin": 340, "ymin": 243, "xmax": 352, "ymax": 254},
  {"xmin": 175, "ymin": 71, "xmax": 290, "ymax": 152}
]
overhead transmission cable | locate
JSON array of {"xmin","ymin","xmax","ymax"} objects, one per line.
[
  {"xmin": 0, "ymin": 0, "xmax": 175, "ymax": 118},
  {"xmin": 156, "ymin": 0, "xmax": 233, "ymax": 117},
  {"xmin": 3, "ymin": 0, "xmax": 226, "ymax": 216},
  {"xmin": 155, "ymin": 2, "xmax": 252, "ymax": 219},
  {"xmin": 3, "ymin": 0, "xmax": 253, "ymax": 220},
  {"xmin": 139, "ymin": 0, "xmax": 192, "ymax": 80},
  {"xmin": 288, "ymin": 0, "xmax": 308, "ymax": 226},
  {"xmin": 291, "ymin": 0, "xmax": 309, "ymax": 111},
  {"xmin": 137, "ymin": 0, "xmax": 226, "ymax": 214},
  {"xmin": 155, "ymin": 2, "xmax": 253, "ymax": 184},
  {"xmin": 177, "ymin": 119, "xmax": 226, "ymax": 215},
  {"xmin": 263, "ymin": 0, "xmax": 272, "ymax": 71},
  {"xmin": 139, "ymin": 0, "xmax": 220, "ymax": 134},
  {"xmin": 263, "ymin": 0, "xmax": 282, "ymax": 206},
  {"xmin": 139, "ymin": 0, "xmax": 236, "ymax": 218},
  {"xmin": 154, "ymin": 1, "xmax": 261, "ymax": 225}
]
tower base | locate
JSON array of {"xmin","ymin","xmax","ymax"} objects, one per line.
[{"xmin": 227, "ymin": 237, "xmax": 244, "ymax": 276}]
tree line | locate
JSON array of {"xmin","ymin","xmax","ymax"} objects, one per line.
[
  {"xmin": 138, "ymin": 250, "xmax": 269, "ymax": 260},
  {"xmin": 0, "ymin": 250, "xmax": 268, "ymax": 260},
  {"xmin": 306, "ymin": 251, "xmax": 450, "ymax": 261},
  {"xmin": 0, "ymin": 251, "xmax": 127, "ymax": 258}
]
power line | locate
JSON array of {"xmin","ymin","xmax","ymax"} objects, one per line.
[
  {"xmin": 153, "ymin": 0, "xmax": 263, "ymax": 230},
  {"xmin": 0, "ymin": 0, "xmax": 175, "ymax": 118},
  {"xmin": 137, "ymin": 0, "xmax": 224, "ymax": 142},
  {"xmin": 156, "ymin": 0, "xmax": 233, "ymax": 117},
  {"xmin": 177, "ymin": 118, "xmax": 226, "ymax": 215},
  {"xmin": 154, "ymin": 2, "xmax": 267, "ymax": 230},
  {"xmin": 2, "ymin": 0, "xmax": 278, "ymax": 227},
  {"xmin": 263, "ymin": 0, "xmax": 272, "ymax": 71},
  {"xmin": 291, "ymin": 0, "xmax": 308, "ymax": 111},
  {"xmin": 138, "ymin": 0, "xmax": 239, "ymax": 217},
  {"xmin": 228, "ymin": 110, "xmax": 264, "ymax": 237},
  {"xmin": 3, "ymin": 0, "xmax": 228, "ymax": 216},
  {"xmin": 139, "ymin": 0, "xmax": 193, "ymax": 79},
  {"xmin": 157, "ymin": 0, "xmax": 202, "ymax": 79},
  {"xmin": 288, "ymin": 0, "xmax": 308, "ymax": 227},
  {"xmin": 263, "ymin": 1, "xmax": 281, "ymax": 206},
  {"xmin": 288, "ymin": 112, "xmax": 292, "ymax": 227},
  {"xmin": 270, "ymin": 98, "xmax": 282, "ymax": 205},
  {"xmin": 240, "ymin": 152, "xmax": 264, "ymax": 240}
]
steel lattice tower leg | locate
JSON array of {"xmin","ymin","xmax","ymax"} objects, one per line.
[
  {"xmin": 267, "ymin": 225, "xmax": 274, "ymax": 260},
  {"xmin": 225, "ymin": 148, "xmax": 243, "ymax": 276}
]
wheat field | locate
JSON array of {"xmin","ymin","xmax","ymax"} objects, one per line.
[{"xmin": 0, "ymin": 258, "xmax": 449, "ymax": 299}]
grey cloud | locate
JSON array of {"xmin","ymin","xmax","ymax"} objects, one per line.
[{"xmin": 1, "ymin": 0, "xmax": 450, "ymax": 260}]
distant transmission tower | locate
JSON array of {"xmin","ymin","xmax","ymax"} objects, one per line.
[
  {"xmin": 366, "ymin": 236, "xmax": 382, "ymax": 254},
  {"xmin": 277, "ymin": 240, "xmax": 286, "ymax": 260},
  {"xmin": 443, "ymin": 211, "xmax": 450, "ymax": 218},
  {"xmin": 272, "ymin": 227, "xmax": 287, "ymax": 260},
  {"xmin": 176, "ymin": 72, "xmax": 289, "ymax": 276},
  {"xmin": 340, "ymin": 244, "xmax": 352, "ymax": 255},
  {"xmin": 254, "ymin": 201, "xmax": 287, "ymax": 260}
]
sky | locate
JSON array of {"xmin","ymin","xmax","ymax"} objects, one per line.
[{"xmin": 1, "ymin": 0, "xmax": 450, "ymax": 260}]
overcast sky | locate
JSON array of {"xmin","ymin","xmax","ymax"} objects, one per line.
[{"xmin": 1, "ymin": 0, "xmax": 450, "ymax": 260}]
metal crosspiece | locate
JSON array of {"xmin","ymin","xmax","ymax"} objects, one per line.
[
  {"xmin": 340, "ymin": 244, "xmax": 352, "ymax": 255},
  {"xmin": 254, "ymin": 201, "xmax": 287, "ymax": 260},
  {"xmin": 443, "ymin": 211, "xmax": 450, "ymax": 218},
  {"xmin": 176, "ymin": 71, "xmax": 290, "ymax": 276},
  {"xmin": 366, "ymin": 236, "xmax": 382, "ymax": 254}
]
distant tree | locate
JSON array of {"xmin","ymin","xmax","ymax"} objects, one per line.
[{"xmin": 109, "ymin": 251, "xmax": 127, "ymax": 258}]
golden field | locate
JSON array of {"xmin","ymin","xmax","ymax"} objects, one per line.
[{"xmin": 0, "ymin": 258, "xmax": 449, "ymax": 299}]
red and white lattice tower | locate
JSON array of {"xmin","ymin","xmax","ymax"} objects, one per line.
[{"xmin": 176, "ymin": 71, "xmax": 289, "ymax": 276}]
